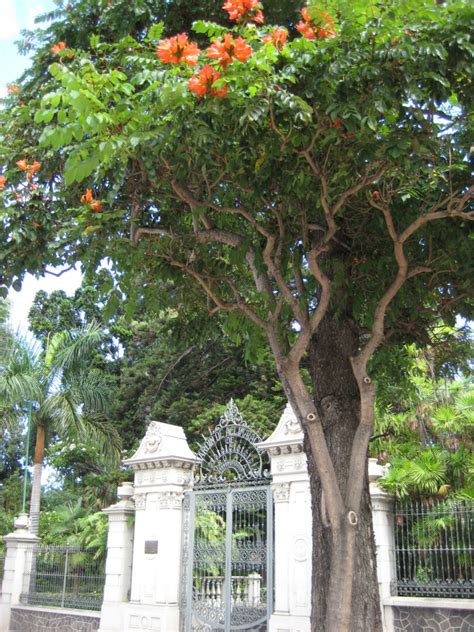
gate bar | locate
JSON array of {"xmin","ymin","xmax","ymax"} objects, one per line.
[
  {"xmin": 266, "ymin": 486, "xmax": 274, "ymax": 622},
  {"xmin": 224, "ymin": 489, "xmax": 234, "ymax": 631},
  {"xmin": 185, "ymin": 492, "xmax": 196, "ymax": 632}
]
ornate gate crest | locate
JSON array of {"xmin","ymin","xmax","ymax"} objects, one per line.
[{"xmin": 194, "ymin": 399, "xmax": 269, "ymax": 487}]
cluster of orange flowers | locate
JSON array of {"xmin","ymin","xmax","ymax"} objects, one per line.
[
  {"xmin": 296, "ymin": 7, "xmax": 336, "ymax": 40},
  {"xmin": 188, "ymin": 66, "xmax": 227, "ymax": 98},
  {"xmin": 155, "ymin": 2, "xmax": 336, "ymax": 98},
  {"xmin": 157, "ymin": 34, "xmax": 201, "ymax": 65},
  {"xmin": 51, "ymin": 41, "xmax": 67, "ymax": 55},
  {"xmin": 206, "ymin": 34, "xmax": 252, "ymax": 69},
  {"xmin": 263, "ymin": 27, "xmax": 288, "ymax": 50},
  {"xmin": 16, "ymin": 159, "xmax": 41, "ymax": 180},
  {"xmin": 7, "ymin": 84, "xmax": 20, "ymax": 95},
  {"xmin": 223, "ymin": 0, "xmax": 264, "ymax": 25},
  {"xmin": 0, "ymin": 175, "xmax": 6, "ymax": 189},
  {"xmin": 80, "ymin": 189, "xmax": 103, "ymax": 212},
  {"xmin": 157, "ymin": 32, "xmax": 252, "ymax": 70}
]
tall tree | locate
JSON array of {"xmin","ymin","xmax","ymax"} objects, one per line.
[
  {"xmin": 0, "ymin": 1, "xmax": 473, "ymax": 629},
  {"xmin": 0, "ymin": 322, "xmax": 121, "ymax": 534}
]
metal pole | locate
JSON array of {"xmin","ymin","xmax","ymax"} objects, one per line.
[
  {"xmin": 185, "ymin": 492, "xmax": 196, "ymax": 632},
  {"xmin": 266, "ymin": 486, "xmax": 274, "ymax": 621},
  {"xmin": 224, "ymin": 490, "xmax": 233, "ymax": 632},
  {"xmin": 21, "ymin": 402, "xmax": 32, "ymax": 514},
  {"xmin": 61, "ymin": 546, "xmax": 69, "ymax": 608}
]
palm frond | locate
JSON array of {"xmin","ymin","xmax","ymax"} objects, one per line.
[
  {"xmin": 47, "ymin": 322, "xmax": 105, "ymax": 374},
  {"xmin": 69, "ymin": 370, "xmax": 111, "ymax": 412},
  {"xmin": 43, "ymin": 389, "xmax": 121, "ymax": 464}
]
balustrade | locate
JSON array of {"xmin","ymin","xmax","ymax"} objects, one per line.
[{"xmin": 195, "ymin": 573, "xmax": 262, "ymax": 607}]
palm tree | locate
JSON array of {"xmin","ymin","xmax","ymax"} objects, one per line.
[{"xmin": 0, "ymin": 320, "xmax": 121, "ymax": 535}]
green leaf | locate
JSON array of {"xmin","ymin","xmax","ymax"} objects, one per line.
[{"xmin": 146, "ymin": 23, "xmax": 164, "ymax": 42}]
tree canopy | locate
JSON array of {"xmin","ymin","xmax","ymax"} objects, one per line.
[{"xmin": 0, "ymin": 0, "xmax": 472, "ymax": 630}]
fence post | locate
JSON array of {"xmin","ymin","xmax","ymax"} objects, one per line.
[
  {"xmin": 369, "ymin": 458, "xmax": 396, "ymax": 632},
  {"xmin": 98, "ymin": 482, "xmax": 135, "ymax": 632},
  {"xmin": 257, "ymin": 403, "xmax": 312, "ymax": 632},
  {"xmin": 0, "ymin": 514, "xmax": 39, "ymax": 632}
]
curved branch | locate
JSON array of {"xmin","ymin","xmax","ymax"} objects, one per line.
[
  {"xmin": 132, "ymin": 227, "xmax": 171, "ymax": 246},
  {"xmin": 194, "ymin": 229, "xmax": 274, "ymax": 299},
  {"xmin": 288, "ymin": 248, "xmax": 332, "ymax": 365},
  {"xmin": 169, "ymin": 258, "xmax": 268, "ymax": 330},
  {"xmin": 346, "ymin": 189, "xmax": 474, "ymax": 515}
]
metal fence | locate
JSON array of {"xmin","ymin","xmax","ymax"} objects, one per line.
[
  {"xmin": 393, "ymin": 499, "xmax": 473, "ymax": 598},
  {"xmin": 20, "ymin": 544, "xmax": 105, "ymax": 611}
]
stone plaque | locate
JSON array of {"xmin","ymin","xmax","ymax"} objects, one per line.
[{"xmin": 144, "ymin": 540, "xmax": 158, "ymax": 555}]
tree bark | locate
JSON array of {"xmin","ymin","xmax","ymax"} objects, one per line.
[
  {"xmin": 306, "ymin": 317, "xmax": 381, "ymax": 632},
  {"xmin": 29, "ymin": 422, "xmax": 45, "ymax": 536}
]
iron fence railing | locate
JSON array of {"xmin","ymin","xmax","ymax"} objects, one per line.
[
  {"xmin": 20, "ymin": 544, "xmax": 105, "ymax": 611},
  {"xmin": 393, "ymin": 498, "xmax": 473, "ymax": 598}
]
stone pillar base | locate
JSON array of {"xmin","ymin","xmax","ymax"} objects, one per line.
[
  {"xmin": 113, "ymin": 603, "xmax": 180, "ymax": 632},
  {"xmin": 269, "ymin": 612, "xmax": 311, "ymax": 632}
]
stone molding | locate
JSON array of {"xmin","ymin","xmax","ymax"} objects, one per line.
[
  {"xmin": 272, "ymin": 483, "xmax": 290, "ymax": 503},
  {"xmin": 123, "ymin": 421, "xmax": 197, "ymax": 472},
  {"xmin": 156, "ymin": 491, "xmax": 184, "ymax": 510},
  {"xmin": 131, "ymin": 459, "xmax": 195, "ymax": 472},
  {"xmin": 133, "ymin": 494, "xmax": 146, "ymax": 510},
  {"xmin": 133, "ymin": 468, "xmax": 193, "ymax": 487},
  {"xmin": 257, "ymin": 403, "xmax": 304, "ymax": 455}
]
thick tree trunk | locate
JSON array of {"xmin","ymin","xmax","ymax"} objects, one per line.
[
  {"xmin": 29, "ymin": 423, "xmax": 45, "ymax": 536},
  {"xmin": 306, "ymin": 317, "xmax": 381, "ymax": 632}
]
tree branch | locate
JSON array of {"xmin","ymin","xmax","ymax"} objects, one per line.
[{"xmin": 132, "ymin": 227, "xmax": 171, "ymax": 246}]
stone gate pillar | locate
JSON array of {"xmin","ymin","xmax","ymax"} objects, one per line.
[
  {"xmin": 258, "ymin": 403, "xmax": 312, "ymax": 632},
  {"xmin": 98, "ymin": 483, "xmax": 135, "ymax": 632},
  {"xmin": 110, "ymin": 421, "xmax": 197, "ymax": 632},
  {"xmin": 0, "ymin": 514, "xmax": 39, "ymax": 632},
  {"xmin": 369, "ymin": 458, "xmax": 396, "ymax": 632}
]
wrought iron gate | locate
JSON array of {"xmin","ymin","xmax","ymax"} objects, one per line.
[{"xmin": 181, "ymin": 401, "xmax": 273, "ymax": 632}]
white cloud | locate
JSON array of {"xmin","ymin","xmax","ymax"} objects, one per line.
[{"xmin": 0, "ymin": 0, "xmax": 19, "ymax": 40}]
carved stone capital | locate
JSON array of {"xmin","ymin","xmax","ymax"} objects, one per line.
[
  {"xmin": 133, "ymin": 493, "xmax": 146, "ymax": 510},
  {"xmin": 272, "ymin": 482, "xmax": 290, "ymax": 503},
  {"xmin": 156, "ymin": 491, "xmax": 184, "ymax": 510}
]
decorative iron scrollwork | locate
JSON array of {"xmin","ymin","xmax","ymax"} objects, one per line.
[{"xmin": 194, "ymin": 400, "xmax": 269, "ymax": 487}]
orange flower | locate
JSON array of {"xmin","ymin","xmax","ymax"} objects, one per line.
[
  {"xmin": 90, "ymin": 200, "xmax": 103, "ymax": 212},
  {"xmin": 81, "ymin": 189, "xmax": 103, "ymax": 211},
  {"xmin": 24, "ymin": 161, "xmax": 40, "ymax": 181},
  {"xmin": 16, "ymin": 159, "xmax": 28, "ymax": 171},
  {"xmin": 206, "ymin": 34, "xmax": 252, "ymax": 69},
  {"xmin": 296, "ymin": 6, "xmax": 336, "ymax": 40},
  {"xmin": 157, "ymin": 34, "xmax": 201, "ymax": 65},
  {"xmin": 0, "ymin": 175, "xmax": 6, "ymax": 188},
  {"xmin": 34, "ymin": 222, "xmax": 41, "ymax": 229},
  {"xmin": 16, "ymin": 158, "xmax": 40, "ymax": 179},
  {"xmin": 223, "ymin": 0, "xmax": 264, "ymax": 24},
  {"xmin": 7, "ymin": 84, "xmax": 20, "ymax": 95},
  {"xmin": 263, "ymin": 28, "xmax": 288, "ymax": 50},
  {"xmin": 51, "ymin": 41, "xmax": 67, "ymax": 55},
  {"xmin": 188, "ymin": 65, "xmax": 227, "ymax": 98},
  {"xmin": 81, "ymin": 189, "xmax": 94, "ymax": 204}
]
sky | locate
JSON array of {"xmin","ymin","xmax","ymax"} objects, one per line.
[{"xmin": 2, "ymin": 0, "xmax": 83, "ymax": 332}]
